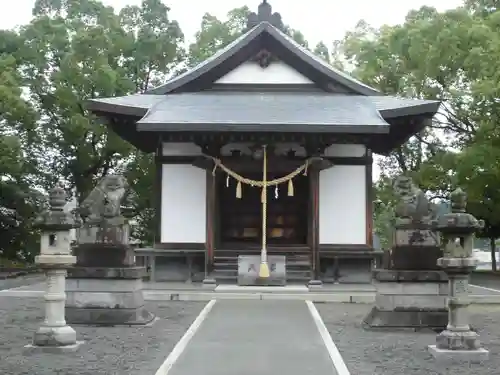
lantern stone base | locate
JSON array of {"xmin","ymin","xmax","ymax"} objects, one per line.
[
  {"xmin": 27, "ymin": 325, "xmax": 83, "ymax": 353},
  {"xmin": 428, "ymin": 345, "xmax": 489, "ymax": 363},
  {"xmin": 65, "ymin": 266, "xmax": 155, "ymax": 326},
  {"xmin": 363, "ymin": 270, "xmax": 448, "ymax": 331}
]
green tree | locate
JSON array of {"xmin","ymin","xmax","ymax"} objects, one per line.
[
  {"xmin": 187, "ymin": 6, "xmax": 320, "ymax": 66},
  {"xmin": 0, "ymin": 30, "xmax": 42, "ymax": 261},
  {"xmin": 335, "ymin": 5, "xmax": 500, "ymax": 256},
  {"xmin": 19, "ymin": 0, "xmax": 184, "ymax": 202}
]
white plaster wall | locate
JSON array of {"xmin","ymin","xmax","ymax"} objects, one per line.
[
  {"xmin": 161, "ymin": 164, "xmax": 206, "ymax": 243},
  {"xmin": 162, "ymin": 142, "xmax": 202, "ymax": 156},
  {"xmin": 215, "ymin": 61, "xmax": 313, "ymax": 85},
  {"xmin": 319, "ymin": 165, "xmax": 366, "ymax": 244},
  {"xmin": 323, "ymin": 144, "xmax": 366, "ymax": 157}
]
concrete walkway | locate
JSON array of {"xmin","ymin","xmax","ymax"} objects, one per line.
[{"xmin": 161, "ymin": 300, "xmax": 343, "ymax": 375}]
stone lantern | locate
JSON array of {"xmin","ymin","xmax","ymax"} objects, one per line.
[
  {"xmin": 428, "ymin": 187, "xmax": 489, "ymax": 362},
  {"xmin": 28, "ymin": 183, "xmax": 82, "ymax": 352}
]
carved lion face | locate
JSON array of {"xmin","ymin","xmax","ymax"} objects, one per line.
[{"xmin": 104, "ymin": 175, "xmax": 126, "ymax": 191}]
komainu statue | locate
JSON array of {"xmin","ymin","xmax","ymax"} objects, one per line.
[
  {"xmin": 393, "ymin": 175, "xmax": 437, "ymax": 226},
  {"xmin": 74, "ymin": 174, "xmax": 136, "ymax": 267},
  {"xmin": 391, "ymin": 175, "xmax": 441, "ymax": 270},
  {"xmin": 78, "ymin": 175, "xmax": 135, "ymax": 225}
]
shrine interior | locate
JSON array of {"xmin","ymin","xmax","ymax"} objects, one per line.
[{"xmin": 218, "ymin": 171, "xmax": 309, "ymax": 248}]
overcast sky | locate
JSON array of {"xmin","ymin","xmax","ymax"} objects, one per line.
[
  {"xmin": 2, "ymin": 0, "xmax": 463, "ymax": 44},
  {"xmin": 1, "ymin": 0, "xmax": 463, "ymax": 180}
]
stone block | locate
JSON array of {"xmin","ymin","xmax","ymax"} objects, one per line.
[
  {"xmin": 391, "ymin": 245, "xmax": 442, "ymax": 270},
  {"xmin": 65, "ymin": 273, "xmax": 154, "ymax": 326},
  {"xmin": 237, "ymin": 255, "xmax": 286, "ymax": 286},
  {"xmin": 65, "ymin": 305, "xmax": 154, "ymax": 326},
  {"xmin": 365, "ymin": 274, "xmax": 449, "ymax": 331},
  {"xmin": 393, "ymin": 295, "xmax": 447, "ymax": 309},
  {"xmin": 363, "ymin": 307, "xmax": 448, "ymax": 331},
  {"xmin": 66, "ymin": 290, "xmax": 144, "ymax": 309},
  {"xmin": 394, "ymin": 228, "xmax": 440, "ymax": 247},
  {"xmin": 33, "ymin": 325, "xmax": 77, "ymax": 347},
  {"xmin": 375, "ymin": 281, "xmax": 441, "ymax": 295},
  {"xmin": 428, "ymin": 345, "xmax": 489, "ymax": 363},
  {"xmin": 375, "ymin": 294, "xmax": 447, "ymax": 311},
  {"xmin": 67, "ymin": 266, "xmax": 146, "ymax": 279},
  {"xmin": 66, "ymin": 278, "xmax": 142, "ymax": 292},
  {"xmin": 373, "ymin": 269, "xmax": 447, "ymax": 282},
  {"xmin": 73, "ymin": 243, "xmax": 135, "ymax": 268},
  {"xmin": 25, "ymin": 341, "xmax": 84, "ymax": 353},
  {"xmin": 337, "ymin": 258, "xmax": 372, "ymax": 283}
]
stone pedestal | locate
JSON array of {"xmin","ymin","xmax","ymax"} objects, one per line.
[
  {"xmin": 391, "ymin": 226, "xmax": 442, "ymax": 270},
  {"xmin": 66, "ymin": 266, "xmax": 155, "ymax": 326},
  {"xmin": 363, "ymin": 269, "xmax": 448, "ymax": 331}
]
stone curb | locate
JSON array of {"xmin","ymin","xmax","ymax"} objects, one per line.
[{"xmin": 2, "ymin": 290, "xmax": 500, "ymax": 304}]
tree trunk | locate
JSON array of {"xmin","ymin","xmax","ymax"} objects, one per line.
[{"xmin": 491, "ymin": 237, "xmax": 497, "ymax": 272}]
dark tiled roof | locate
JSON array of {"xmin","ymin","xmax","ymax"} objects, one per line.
[
  {"xmin": 135, "ymin": 93, "xmax": 390, "ymax": 133},
  {"xmin": 87, "ymin": 92, "xmax": 440, "ymax": 123}
]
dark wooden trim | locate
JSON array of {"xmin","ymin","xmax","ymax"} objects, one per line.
[
  {"xmin": 309, "ymin": 166, "xmax": 320, "ymax": 280},
  {"xmin": 319, "ymin": 244, "xmax": 373, "ymax": 253},
  {"xmin": 154, "ymin": 148, "xmax": 163, "ymax": 243},
  {"xmin": 218, "ymin": 244, "xmax": 310, "ymax": 252},
  {"xmin": 205, "ymin": 170, "xmax": 216, "ymax": 275},
  {"xmin": 365, "ymin": 150, "xmax": 374, "ymax": 247},
  {"xmin": 154, "ymin": 243, "xmax": 206, "ymax": 250},
  {"xmin": 209, "ymin": 83, "xmax": 324, "ymax": 92}
]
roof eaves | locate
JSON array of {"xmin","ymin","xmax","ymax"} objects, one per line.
[{"xmin": 380, "ymin": 100, "xmax": 441, "ymax": 119}]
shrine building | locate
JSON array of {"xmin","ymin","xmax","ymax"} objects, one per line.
[{"xmin": 86, "ymin": 1, "xmax": 440, "ymax": 284}]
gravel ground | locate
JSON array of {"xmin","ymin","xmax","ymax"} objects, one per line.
[
  {"xmin": 317, "ymin": 303, "xmax": 500, "ymax": 375},
  {"xmin": 0, "ymin": 274, "xmax": 44, "ymax": 291},
  {"xmin": 0, "ymin": 297, "xmax": 206, "ymax": 375}
]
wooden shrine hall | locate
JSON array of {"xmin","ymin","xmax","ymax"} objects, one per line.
[{"xmin": 86, "ymin": 1, "xmax": 440, "ymax": 285}]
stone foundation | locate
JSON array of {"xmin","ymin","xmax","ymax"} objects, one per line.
[
  {"xmin": 65, "ymin": 266, "xmax": 155, "ymax": 326},
  {"xmin": 363, "ymin": 269, "xmax": 448, "ymax": 331}
]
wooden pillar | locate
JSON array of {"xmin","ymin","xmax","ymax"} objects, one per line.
[
  {"xmin": 154, "ymin": 154, "xmax": 163, "ymax": 245},
  {"xmin": 309, "ymin": 163, "xmax": 321, "ymax": 281},
  {"xmin": 205, "ymin": 169, "xmax": 216, "ymax": 277},
  {"xmin": 365, "ymin": 150, "xmax": 374, "ymax": 247}
]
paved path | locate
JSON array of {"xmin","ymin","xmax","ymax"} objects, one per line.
[{"xmin": 164, "ymin": 300, "xmax": 341, "ymax": 375}]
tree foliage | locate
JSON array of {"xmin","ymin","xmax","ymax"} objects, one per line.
[
  {"xmin": 5, "ymin": 0, "xmax": 500, "ymax": 267},
  {"xmin": 337, "ymin": 2, "xmax": 500, "ymax": 260}
]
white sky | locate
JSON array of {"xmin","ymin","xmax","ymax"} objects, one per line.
[
  {"xmin": 1, "ymin": 0, "xmax": 463, "ymax": 180},
  {"xmin": 0, "ymin": 0, "xmax": 464, "ymax": 44}
]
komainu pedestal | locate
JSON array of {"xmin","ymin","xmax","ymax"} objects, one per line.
[
  {"xmin": 364, "ymin": 176, "xmax": 447, "ymax": 331},
  {"xmin": 363, "ymin": 269, "xmax": 448, "ymax": 330},
  {"xmin": 65, "ymin": 175, "xmax": 154, "ymax": 326}
]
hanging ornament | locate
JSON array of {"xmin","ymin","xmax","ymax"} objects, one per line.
[
  {"xmin": 288, "ymin": 179, "xmax": 294, "ymax": 196},
  {"xmin": 236, "ymin": 181, "xmax": 242, "ymax": 199},
  {"xmin": 226, "ymin": 175, "xmax": 229, "ymax": 187},
  {"xmin": 275, "ymin": 185, "xmax": 279, "ymax": 199}
]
